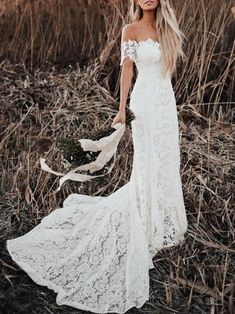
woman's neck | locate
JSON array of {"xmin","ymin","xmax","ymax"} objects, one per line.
[{"xmin": 140, "ymin": 10, "xmax": 156, "ymax": 27}]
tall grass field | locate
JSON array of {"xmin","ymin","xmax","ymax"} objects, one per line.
[{"xmin": 0, "ymin": 0, "xmax": 234, "ymax": 313}]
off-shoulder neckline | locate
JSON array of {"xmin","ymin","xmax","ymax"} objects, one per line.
[{"xmin": 121, "ymin": 37, "xmax": 161, "ymax": 47}]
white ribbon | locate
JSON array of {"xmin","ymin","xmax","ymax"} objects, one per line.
[{"xmin": 39, "ymin": 122, "xmax": 126, "ymax": 192}]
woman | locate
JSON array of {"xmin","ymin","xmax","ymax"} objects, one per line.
[{"xmin": 6, "ymin": 0, "xmax": 188, "ymax": 313}]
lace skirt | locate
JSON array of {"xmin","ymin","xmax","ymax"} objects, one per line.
[{"xmin": 129, "ymin": 78, "xmax": 188, "ymax": 256}]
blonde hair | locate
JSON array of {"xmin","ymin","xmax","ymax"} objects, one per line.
[{"xmin": 130, "ymin": 0, "xmax": 186, "ymax": 76}]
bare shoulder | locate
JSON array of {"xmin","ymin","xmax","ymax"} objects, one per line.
[
  {"xmin": 121, "ymin": 22, "xmax": 137, "ymax": 32},
  {"xmin": 121, "ymin": 23, "xmax": 138, "ymax": 41}
]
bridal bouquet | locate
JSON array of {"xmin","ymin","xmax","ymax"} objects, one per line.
[{"xmin": 36, "ymin": 107, "xmax": 135, "ymax": 192}]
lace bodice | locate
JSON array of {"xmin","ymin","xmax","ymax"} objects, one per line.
[
  {"xmin": 120, "ymin": 38, "xmax": 160, "ymax": 64},
  {"xmin": 120, "ymin": 38, "xmax": 170, "ymax": 82}
]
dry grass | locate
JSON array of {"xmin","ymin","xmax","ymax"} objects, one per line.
[
  {"xmin": 0, "ymin": 0, "xmax": 235, "ymax": 313},
  {"xmin": 0, "ymin": 0, "xmax": 234, "ymax": 110}
]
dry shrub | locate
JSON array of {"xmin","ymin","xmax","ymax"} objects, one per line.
[
  {"xmin": 0, "ymin": 0, "xmax": 234, "ymax": 111},
  {"xmin": 0, "ymin": 60, "xmax": 234, "ymax": 313},
  {"xmin": 0, "ymin": 1, "xmax": 234, "ymax": 314}
]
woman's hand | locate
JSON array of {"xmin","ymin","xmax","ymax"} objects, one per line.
[{"xmin": 111, "ymin": 109, "xmax": 126, "ymax": 127}]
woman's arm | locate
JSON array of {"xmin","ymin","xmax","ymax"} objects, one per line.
[
  {"xmin": 111, "ymin": 24, "xmax": 136, "ymax": 127},
  {"xmin": 119, "ymin": 24, "xmax": 135, "ymax": 112}
]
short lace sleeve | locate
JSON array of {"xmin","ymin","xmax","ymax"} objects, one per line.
[{"xmin": 120, "ymin": 40, "xmax": 137, "ymax": 66}]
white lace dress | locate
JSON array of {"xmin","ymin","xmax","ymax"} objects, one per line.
[{"xmin": 6, "ymin": 38, "xmax": 188, "ymax": 314}]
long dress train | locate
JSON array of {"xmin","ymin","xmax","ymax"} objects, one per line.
[{"xmin": 6, "ymin": 36, "xmax": 188, "ymax": 313}]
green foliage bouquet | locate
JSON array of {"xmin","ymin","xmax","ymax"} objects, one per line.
[{"xmin": 37, "ymin": 107, "xmax": 136, "ymax": 191}]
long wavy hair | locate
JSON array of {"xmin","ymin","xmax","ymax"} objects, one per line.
[{"xmin": 130, "ymin": 0, "xmax": 186, "ymax": 76}]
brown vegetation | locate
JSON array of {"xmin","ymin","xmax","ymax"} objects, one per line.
[{"xmin": 0, "ymin": 0, "xmax": 234, "ymax": 313}]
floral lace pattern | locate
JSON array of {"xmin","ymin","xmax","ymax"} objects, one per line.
[
  {"xmin": 120, "ymin": 40, "xmax": 138, "ymax": 65},
  {"xmin": 120, "ymin": 38, "xmax": 161, "ymax": 66},
  {"xmin": 6, "ymin": 39, "xmax": 188, "ymax": 313}
]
